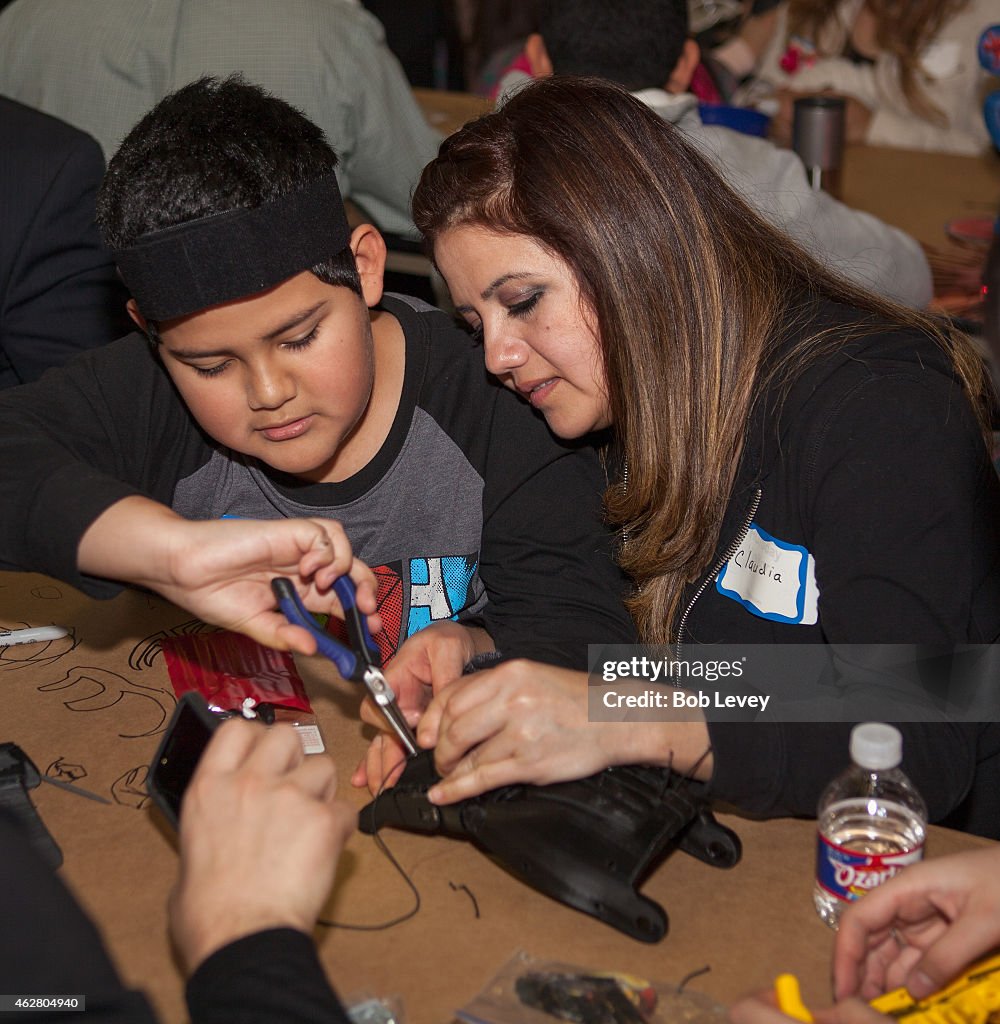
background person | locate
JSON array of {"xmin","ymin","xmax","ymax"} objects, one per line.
[
  {"xmin": 0, "ymin": 0, "xmax": 440, "ymax": 239},
  {"xmin": 505, "ymin": 0, "xmax": 932, "ymax": 309},
  {"xmin": 0, "ymin": 97, "xmax": 130, "ymax": 388},
  {"xmin": 747, "ymin": 0, "xmax": 995, "ymax": 154}
]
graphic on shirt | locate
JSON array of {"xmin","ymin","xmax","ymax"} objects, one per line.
[
  {"xmin": 716, "ymin": 523, "xmax": 819, "ymax": 624},
  {"xmin": 408, "ymin": 555, "xmax": 479, "ymax": 633},
  {"xmin": 327, "ymin": 555, "xmax": 480, "ymax": 665}
]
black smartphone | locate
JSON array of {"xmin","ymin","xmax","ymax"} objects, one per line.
[{"xmin": 147, "ymin": 692, "xmax": 221, "ymax": 830}]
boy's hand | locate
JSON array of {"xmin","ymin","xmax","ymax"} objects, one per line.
[
  {"xmin": 78, "ymin": 496, "xmax": 379, "ymax": 653},
  {"xmin": 169, "ymin": 719, "xmax": 356, "ymax": 973},
  {"xmin": 350, "ymin": 621, "xmax": 491, "ymax": 792}
]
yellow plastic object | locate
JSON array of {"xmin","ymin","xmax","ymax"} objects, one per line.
[
  {"xmin": 775, "ymin": 953, "xmax": 1000, "ymax": 1024},
  {"xmin": 868, "ymin": 952, "xmax": 1000, "ymax": 1024},
  {"xmin": 775, "ymin": 974, "xmax": 814, "ymax": 1023}
]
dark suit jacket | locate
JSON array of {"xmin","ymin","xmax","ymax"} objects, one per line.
[{"xmin": 0, "ymin": 96, "xmax": 130, "ymax": 387}]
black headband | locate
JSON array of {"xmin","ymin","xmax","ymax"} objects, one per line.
[{"xmin": 113, "ymin": 173, "xmax": 351, "ymax": 321}]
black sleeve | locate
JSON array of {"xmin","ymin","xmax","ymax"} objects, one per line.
[
  {"xmin": 479, "ymin": 390, "xmax": 639, "ymax": 670},
  {"xmin": 0, "ymin": 335, "xmax": 212, "ymax": 596},
  {"xmin": 0, "ymin": 126, "xmax": 131, "ymax": 383},
  {"xmin": 0, "ymin": 811, "xmax": 159, "ymax": 1023},
  {"xmin": 709, "ymin": 366, "xmax": 1000, "ymax": 826},
  {"xmin": 0, "ymin": 813, "xmax": 349, "ymax": 1024},
  {"xmin": 186, "ymin": 929, "xmax": 351, "ymax": 1024}
]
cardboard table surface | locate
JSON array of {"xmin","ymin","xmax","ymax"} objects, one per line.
[{"xmin": 0, "ymin": 572, "xmax": 993, "ymax": 1024}]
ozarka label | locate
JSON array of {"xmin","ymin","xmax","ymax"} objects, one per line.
[{"xmin": 815, "ymin": 832, "xmax": 924, "ymax": 903}]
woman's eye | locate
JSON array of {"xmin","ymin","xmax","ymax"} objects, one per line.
[
  {"xmin": 470, "ymin": 324, "xmax": 484, "ymax": 346},
  {"xmin": 508, "ymin": 292, "xmax": 541, "ymax": 318}
]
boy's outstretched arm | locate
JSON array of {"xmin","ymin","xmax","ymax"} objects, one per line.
[{"xmin": 77, "ymin": 495, "xmax": 379, "ymax": 655}]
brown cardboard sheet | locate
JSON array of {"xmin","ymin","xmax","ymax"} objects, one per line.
[{"xmin": 0, "ymin": 572, "xmax": 993, "ymax": 1024}]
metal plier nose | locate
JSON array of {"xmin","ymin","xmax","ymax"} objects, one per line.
[{"xmin": 270, "ymin": 576, "xmax": 419, "ymax": 757}]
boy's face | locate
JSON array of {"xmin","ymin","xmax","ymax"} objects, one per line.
[{"xmin": 144, "ymin": 256, "xmax": 383, "ymax": 484}]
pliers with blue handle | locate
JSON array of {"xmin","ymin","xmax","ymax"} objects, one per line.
[{"xmin": 270, "ymin": 576, "xmax": 419, "ymax": 757}]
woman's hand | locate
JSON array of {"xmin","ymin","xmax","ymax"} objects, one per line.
[
  {"xmin": 420, "ymin": 660, "xmax": 607, "ymax": 803},
  {"xmin": 416, "ymin": 659, "xmax": 713, "ymax": 804}
]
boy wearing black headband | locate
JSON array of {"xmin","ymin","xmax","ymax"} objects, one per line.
[{"xmin": 0, "ymin": 76, "xmax": 635, "ymax": 670}]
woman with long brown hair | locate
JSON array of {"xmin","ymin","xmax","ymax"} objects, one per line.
[
  {"xmin": 753, "ymin": 0, "xmax": 992, "ymax": 153},
  {"xmin": 358, "ymin": 76, "xmax": 1000, "ymax": 837}
]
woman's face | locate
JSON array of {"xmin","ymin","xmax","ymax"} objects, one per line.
[{"xmin": 434, "ymin": 225, "xmax": 611, "ymax": 439}]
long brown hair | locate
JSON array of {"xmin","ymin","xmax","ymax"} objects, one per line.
[
  {"xmin": 788, "ymin": 0, "xmax": 971, "ymax": 124},
  {"xmin": 412, "ymin": 76, "xmax": 992, "ymax": 643}
]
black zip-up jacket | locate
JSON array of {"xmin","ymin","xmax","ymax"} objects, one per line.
[{"xmin": 678, "ymin": 299, "xmax": 1000, "ymax": 836}]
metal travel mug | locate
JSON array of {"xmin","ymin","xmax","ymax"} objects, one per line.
[{"xmin": 792, "ymin": 96, "xmax": 845, "ymax": 194}]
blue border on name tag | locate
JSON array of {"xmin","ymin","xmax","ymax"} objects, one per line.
[{"xmin": 716, "ymin": 524, "xmax": 810, "ymax": 623}]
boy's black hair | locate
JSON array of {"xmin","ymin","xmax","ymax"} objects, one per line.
[
  {"xmin": 96, "ymin": 74, "xmax": 361, "ymax": 319},
  {"xmin": 537, "ymin": 0, "xmax": 689, "ymax": 92}
]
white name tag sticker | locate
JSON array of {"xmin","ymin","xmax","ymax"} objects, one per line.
[{"xmin": 716, "ymin": 524, "xmax": 819, "ymax": 624}]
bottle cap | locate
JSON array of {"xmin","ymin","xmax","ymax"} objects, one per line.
[{"xmin": 850, "ymin": 722, "xmax": 902, "ymax": 770}]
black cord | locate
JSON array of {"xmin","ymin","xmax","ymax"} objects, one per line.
[
  {"xmin": 317, "ymin": 758, "xmax": 421, "ymax": 931},
  {"xmin": 685, "ymin": 745, "xmax": 714, "ymax": 782},
  {"xmin": 676, "ymin": 965, "xmax": 711, "ymax": 993}
]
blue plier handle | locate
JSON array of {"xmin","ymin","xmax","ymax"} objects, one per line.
[{"xmin": 270, "ymin": 577, "xmax": 418, "ymax": 757}]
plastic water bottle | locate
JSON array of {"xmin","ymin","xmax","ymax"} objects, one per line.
[{"xmin": 814, "ymin": 722, "xmax": 927, "ymax": 929}]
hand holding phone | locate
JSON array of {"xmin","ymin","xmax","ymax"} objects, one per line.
[
  {"xmin": 149, "ymin": 698, "xmax": 356, "ymax": 972},
  {"xmin": 148, "ymin": 692, "xmax": 221, "ymax": 831}
]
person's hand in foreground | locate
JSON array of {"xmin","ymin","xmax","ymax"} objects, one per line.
[
  {"xmin": 169, "ymin": 718, "xmax": 357, "ymax": 974},
  {"xmin": 834, "ymin": 847, "xmax": 1000, "ymax": 1001},
  {"xmin": 78, "ymin": 495, "xmax": 379, "ymax": 654},
  {"xmin": 730, "ymin": 990, "xmax": 890, "ymax": 1024},
  {"xmin": 729, "ymin": 847, "xmax": 1000, "ymax": 1024},
  {"xmin": 351, "ymin": 620, "xmax": 493, "ymax": 793}
]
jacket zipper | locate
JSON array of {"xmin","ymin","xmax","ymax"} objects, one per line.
[{"xmin": 673, "ymin": 486, "xmax": 762, "ymax": 658}]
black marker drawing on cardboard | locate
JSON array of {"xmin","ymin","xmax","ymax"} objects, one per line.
[
  {"xmin": 45, "ymin": 757, "xmax": 88, "ymax": 783},
  {"xmin": 38, "ymin": 667, "xmax": 175, "ymax": 738},
  {"xmin": 112, "ymin": 764, "xmax": 150, "ymax": 809},
  {"xmin": 128, "ymin": 619, "xmax": 213, "ymax": 672},
  {"xmin": 30, "ymin": 584, "xmax": 64, "ymax": 600},
  {"xmin": 0, "ymin": 626, "xmax": 79, "ymax": 673},
  {"xmin": 448, "ymin": 880, "xmax": 481, "ymax": 918}
]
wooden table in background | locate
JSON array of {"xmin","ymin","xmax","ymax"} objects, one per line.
[
  {"xmin": 1, "ymin": 573, "xmax": 994, "ymax": 1024},
  {"xmin": 840, "ymin": 145, "xmax": 999, "ymax": 253},
  {"xmin": 414, "ymin": 87, "xmax": 491, "ymax": 138}
]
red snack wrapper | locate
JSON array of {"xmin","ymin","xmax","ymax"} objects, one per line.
[{"xmin": 161, "ymin": 630, "xmax": 313, "ymax": 714}]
